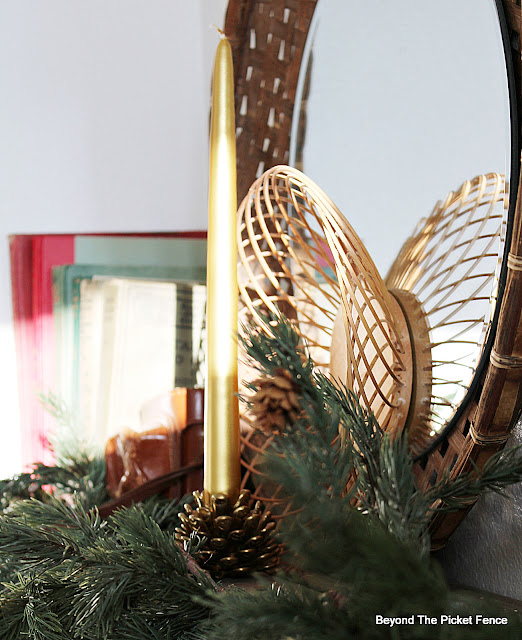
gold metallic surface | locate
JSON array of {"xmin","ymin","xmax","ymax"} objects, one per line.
[
  {"xmin": 205, "ymin": 36, "xmax": 241, "ymax": 499},
  {"xmin": 175, "ymin": 490, "xmax": 282, "ymax": 579}
]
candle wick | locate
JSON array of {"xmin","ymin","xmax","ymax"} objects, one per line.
[{"xmin": 210, "ymin": 24, "xmax": 226, "ymax": 39}]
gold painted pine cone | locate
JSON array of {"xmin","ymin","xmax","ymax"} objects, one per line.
[
  {"xmin": 250, "ymin": 367, "xmax": 300, "ymax": 433},
  {"xmin": 175, "ymin": 489, "xmax": 282, "ymax": 579}
]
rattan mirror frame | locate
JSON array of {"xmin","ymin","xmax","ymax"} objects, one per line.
[{"xmin": 225, "ymin": 0, "xmax": 522, "ymax": 548}]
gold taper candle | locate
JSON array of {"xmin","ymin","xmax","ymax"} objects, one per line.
[{"xmin": 204, "ymin": 33, "xmax": 241, "ymax": 501}]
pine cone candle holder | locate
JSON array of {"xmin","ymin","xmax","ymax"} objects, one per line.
[
  {"xmin": 175, "ymin": 489, "xmax": 282, "ymax": 579},
  {"xmin": 250, "ymin": 367, "xmax": 300, "ymax": 433}
]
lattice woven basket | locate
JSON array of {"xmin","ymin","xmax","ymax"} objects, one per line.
[{"xmin": 226, "ymin": 0, "xmax": 522, "ymax": 548}]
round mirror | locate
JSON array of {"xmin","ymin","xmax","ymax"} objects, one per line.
[{"xmin": 288, "ymin": 0, "xmax": 514, "ymax": 441}]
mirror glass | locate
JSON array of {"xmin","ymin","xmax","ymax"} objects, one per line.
[{"xmin": 290, "ymin": 0, "xmax": 511, "ymax": 435}]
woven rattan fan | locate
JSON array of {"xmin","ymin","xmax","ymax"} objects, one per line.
[{"xmin": 226, "ymin": 0, "xmax": 522, "ymax": 548}]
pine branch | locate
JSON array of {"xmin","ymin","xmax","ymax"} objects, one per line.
[
  {"xmin": 66, "ymin": 506, "xmax": 215, "ymax": 637},
  {"xmin": 21, "ymin": 575, "xmax": 70, "ymax": 640},
  {"xmin": 424, "ymin": 445, "xmax": 522, "ymax": 513},
  {"xmin": 0, "ymin": 498, "xmax": 214, "ymax": 639},
  {"xmin": 240, "ymin": 314, "xmax": 357, "ymax": 503},
  {"xmin": 38, "ymin": 391, "xmax": 100, "ymax": 465},
  {"xmin": 0, "ymin": 497, "xmax": 105, "ymax": 576},
  {"xmin": 0, "ymin": 573, "xmax": 74, "ymax": 640},
  {"xmin": 240, "ymin": 312, "xmax": 522, "ymax": 555},
  {"xmin": 0, "ymin": 453, "xmax": 109, "ymax": 513},
  {"xmin": 263, "ymin": 411, "xmax": 356, "ymax": 506},
  {"xmin": 203, "ymin": 509, "xmax": 521, "ymax": 640},
  {"xmin": 331, "ymin": 391, "xmax": 434, "ymax": 552},
  {"xmin": 201, "ymin": 579, "xmax": 355, "ymax": 640}
]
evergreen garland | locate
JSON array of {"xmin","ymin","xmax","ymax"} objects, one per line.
[
  {"xmin": 0, "ymin": 497, "xmax": 215, "ymax": 638},
  {"xmin": 0, "ymin": 314, "xmax": 521, "ymax": 638},
  {"xmin": 240, "ymin": 315, "xmax": 522, "ymax": 554},
  {"xmin": 0, "ymin": 454, "xmax": 108, "ymax": 513}
]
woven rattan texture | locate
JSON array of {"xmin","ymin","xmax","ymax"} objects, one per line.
[
  {"xmin": 425, "ymin": 0, "xmax": 522, "ymax": 547},
  {"xmin": 387, "ymin": 173, "xmax": 506, "ymax": 447},
  {"xmin": 225, "ymin": 0, "xmax": 522, "ymax": 547},
  {"xmin": 236, "ymin": 166, "xmax": 413, "ymax": 507},
  {"xmin": 225, "ymin": 0, "xmax": 319, "ymax": 203},
  {"xmin": 502, "ymin": 1, "xmax": 522, "ymax": 139}
]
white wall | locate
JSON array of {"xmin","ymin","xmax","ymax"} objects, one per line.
[{"xmin": 0, "ymin": 0, "xmax": 227, "ymax": 476}]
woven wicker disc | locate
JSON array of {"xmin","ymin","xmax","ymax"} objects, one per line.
[
  {"xmin": 386, "ymin": 172, "xmax": 506, "ymax": 447},
  {"xmin": 237, "ymin": 165, "xmax": 416, "ymax": 511},
  {"xmin": 238, "ymin": 166, "xmax": 506, "ymax": 509}
]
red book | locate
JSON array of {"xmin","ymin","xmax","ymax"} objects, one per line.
[
  {"xmin": 10, "ymin": 236, "xmax": 39, "ymax": 466},
  {"xmin": 31, "ymin": 236, "xmax": 76, "ymax": 464}
]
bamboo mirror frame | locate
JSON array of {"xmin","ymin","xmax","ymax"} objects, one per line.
[{"xmin": 225, "ymin": 0, "xmax": 522, "ymax": 548}]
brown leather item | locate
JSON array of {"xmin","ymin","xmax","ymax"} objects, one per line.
[
  {"xmin": 98, "ymin": 459, "xmax": 203, "ymax": 519},
  {"xmin": 104, "ymin": 388, "xmax": 204, "ymax": 503},
  {"xmin": 181, "ymin": 388, "xmax": 204, "ymax": 494}
]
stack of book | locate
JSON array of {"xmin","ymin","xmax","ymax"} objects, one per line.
[{"xmin": 10, "ymin": 232, "xmax": 207, "ymax": 467}]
